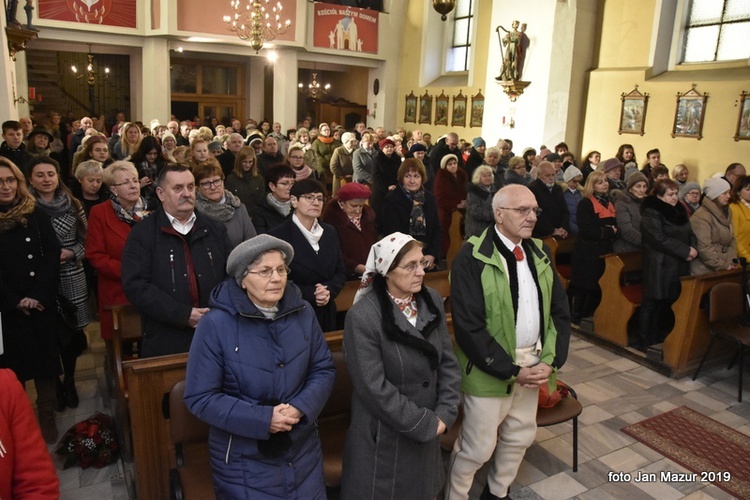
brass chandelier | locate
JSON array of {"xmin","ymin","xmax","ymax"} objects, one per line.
[
  {"xmin": 298, "ymin": 72, "xmax": 331, "ymax": 101},
  {"xmin": 71, "ymin": 49, "xmax": 110, "ymax": 87},
  {"xmin": 223, "ymin": 0, "xmax": 291, "ymax": 53}
]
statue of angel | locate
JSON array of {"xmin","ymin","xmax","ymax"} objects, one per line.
[{"xmin": 497, "ymin": 20, "xmax": 526, "ymax": 81}]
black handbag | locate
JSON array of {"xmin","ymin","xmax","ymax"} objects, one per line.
[{"xmin": 57, "ymin": 294, "xmax": 78, "ymax": 330}]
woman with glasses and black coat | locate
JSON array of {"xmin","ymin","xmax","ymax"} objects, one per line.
[{"xmin": 269, "ymin": 178, "xmax": 346, "ymax": 332}]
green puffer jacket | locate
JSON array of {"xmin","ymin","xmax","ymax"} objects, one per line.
[{"xmin": 449, "ymin": 227, "xmax": 571, "ymax": 397}]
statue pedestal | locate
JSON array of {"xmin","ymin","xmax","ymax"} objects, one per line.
[
  {"xmin": 495, "ymin": 79, "xmax": 530, "ymax": 102},
  {"xmin": 6, "ymin": 26, "xmax": 38, "ymax": 61}
]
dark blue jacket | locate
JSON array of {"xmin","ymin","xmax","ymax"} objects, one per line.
[{"xmin": 184, "ymin": 279, "xmax": 335, "ymax": 499}]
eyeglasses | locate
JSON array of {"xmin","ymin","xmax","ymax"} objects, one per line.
[
  {"xmin": 498, "ymin": 206, "xmax": 542, "ymax": 217},
  {"xmin": 0, "ymin": 176, "xmax": 18, "ymax": 187},
  {"xmin": 686, "ymin": 191, "xmax": 701, "ymax": 196},
  {"xmin": 398, "ymin": 258, "xmax": 431, "ymax": 273},
  {"xmin": 199, "ymin": 178, "xmax": 223, "ymax": 189},
  {"xmin": 111, "ymin": 179, "xmax": 139, "ymax": 187},
  {"xmin": 289, "ymin": 155, "xmax": 304, "ymax": 160},
  {"xmin": 299, "ymin": 194, "xmax": 325, "ymax": 204},
  {"xmin": 276, "ymin": 180, "xmax": 295, "ymax": 187},
  {"xmin": 246, "ymin": 266, "xmax": 290, "ymax": 279}
]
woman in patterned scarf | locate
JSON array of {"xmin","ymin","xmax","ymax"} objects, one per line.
[
  {"xmin": 193, "ymin": 162, "xmax": 256, "ymax": 249},
  {"xmin": 27, "ymin": 156, "xmax": 90, "ymax": 414},
  {"xmin": 85, "ymin": 161, "xmax": 152, "ymax": 360},
  {"xmin": 381, "ymin": 159, "xmax": 442, "ymax": 270},
  {"xmin": 341, "ymin": 232, "xmax": 460, "ymax": 499}
]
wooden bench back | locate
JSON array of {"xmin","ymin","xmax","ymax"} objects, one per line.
[
  {"xmin": 593, "ymin": 252, "xmax": 643, "ymax": 347},
  {"xmin": 664, "ymin": 269, "xmax": 743, "ymax": 376}
]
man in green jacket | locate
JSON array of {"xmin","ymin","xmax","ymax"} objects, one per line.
[{"xmin": 446, "ymin": 184, "xmax": 570, "ymax": 500}]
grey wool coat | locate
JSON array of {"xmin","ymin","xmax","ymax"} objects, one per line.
[{"xmin": 341, "ymin": 285, "xmax": 461, "ymax": 500}]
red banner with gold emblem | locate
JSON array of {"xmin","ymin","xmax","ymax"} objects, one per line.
[{"xmin": 38, "ymin": 0, "xmax": 137, "ymax": 28}]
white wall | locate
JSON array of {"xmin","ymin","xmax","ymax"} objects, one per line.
[{"xmin": 481, "ymin": 0, "xmax": 597, "ymax": 151}]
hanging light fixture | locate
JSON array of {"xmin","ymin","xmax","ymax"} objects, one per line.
[
  {"xmin": 432, "ymin": 0, "xmax": 456, "ymax": 21},
  {"xmin": 70, "ymin": 47, "xmax": 110, "ymax": 87},
  {"xmin": 223, "ymin": 0, "xmax": 291, "ymax": 54},
  {"xmin": 298, "ymin": 72, "xmax": 331, "ymax": 101}
]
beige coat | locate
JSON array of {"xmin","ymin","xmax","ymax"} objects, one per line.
[{"xmin": 690, "ymin": 197, "xmax": 737, "ymax": 275}]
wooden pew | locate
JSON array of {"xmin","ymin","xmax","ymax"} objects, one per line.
[
  {"xmin": 125, "ymin": 353, "xmax": 189, "ymax": 500},
  {"xmin": 106, "ymin": 305, "xmax": 142, "ymax": 461},
  {"xmin": 663, "ymin": 269, "xmax": 742, "ymax": 377},
  {"xmin": 542, "ymin": 235, "xmax": 576, "ymax": 289},
  {"xmin": 334, "ymin": 279, "xmax": 360, "ymax": 313},
  {"xmin": 593, "ymin": 252, "xmax": 643, "ymax": 346}
]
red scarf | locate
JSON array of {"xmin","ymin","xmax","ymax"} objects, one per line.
[{"xmin": 590, "ymin": 195, "xmax": 616, "ymax": 219}]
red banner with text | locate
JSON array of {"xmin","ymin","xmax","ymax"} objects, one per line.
[{"xmin": 313, "ymin": 2, "xmax": 378, "ymax": 54}]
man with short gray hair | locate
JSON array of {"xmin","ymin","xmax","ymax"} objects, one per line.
[
  {"xmin": 446, "ymin": 184, "xmax": 570, "ymax": 500},
  {"xmin": 218, "ymin": 132, "xmax": 245, "ymax": 176}
]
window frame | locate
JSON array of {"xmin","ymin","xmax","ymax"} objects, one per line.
[
  {"xmin": 445, "ymin": 0, "xmax": 475, "ymax": 73},
  {"xmin": 680, "ymin": 0, "xmax": 750, "ymax": 64}
]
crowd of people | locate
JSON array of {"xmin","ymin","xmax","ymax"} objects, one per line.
[{"xmin": 0, "ymin": 109, "xmax": 746, "ymax": 498}]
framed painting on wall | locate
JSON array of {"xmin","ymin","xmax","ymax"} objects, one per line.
[
  {"xmin": 452, "ymin": 91, "xmax": 467, "ymax": 127},
  {"xmin": 735, "ymin": 91, "xmax": 750, "ymax": 141},
  {"xmin": 435, "ymin": 91, "xmax": 449, "ymax": 126},
  {"xmin": 671, "ymin": 84, "xmax": 708, "ymax": 140},
  {"xmin": 618, "ymin": 85, "xmax": 648, "ymax": 136},
  {"xmin": 470, "ymin": 90, "xmax": 484, "ymax": 128},
  {"xmin": 419, "ymin": 91, "xmax": 432, "ymax": 124},
  {"xmin": 404, "ymin": 91, "xmax": 417, "ymax": 123}
]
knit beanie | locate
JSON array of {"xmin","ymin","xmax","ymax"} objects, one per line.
[
  {"xmin": 626, "ymin": 172, "xmax": 649, "ymax": 190},
  {"xmin": 703, "ymin": 177, "xmax": 731, "ymax": 200}
]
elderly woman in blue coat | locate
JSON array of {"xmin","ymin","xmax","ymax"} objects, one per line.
[
  {"xmin": 341, "ymin": 232, "xmax": 461, "ymax": 499},
  {"xmin": 184, "ymin": 234, "xmax": 335, "ymax": 499}
]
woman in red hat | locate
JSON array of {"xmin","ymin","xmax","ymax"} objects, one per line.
[{"xmin": 321, "ymin": 182, "xmax": 377, "ymax": 279}]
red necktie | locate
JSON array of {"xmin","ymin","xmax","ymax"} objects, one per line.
[{"xmin": 513, "ymin": 246, "xmax": 524, "ymax": 261}]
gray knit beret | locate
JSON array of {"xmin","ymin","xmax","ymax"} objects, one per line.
[
  {"xmin": 227, "ymin": 234, "xmax": 294, "ymax": 285},
  {"xmin": 680, "ymin": 181, "xmax": 701, "ymax": 199}
]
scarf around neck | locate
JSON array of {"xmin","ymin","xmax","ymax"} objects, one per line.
[
  {"xmin": 0, "ymin": 195, "xmax": 36, "ymax": 233},
  {"xmin": 293, "ymin": 165, "xmax": 314, "ymax": 180},
  {"xmin": 401, "ymin": 185, "xmax": 427, "ymax": 237},
  {"xmin": 111, "ymin": 197, "xmax": 152, "ymax": 226},
  {"xmin": 267, "ymin": 192, "xmax": 291, "ymax": 216},
  {"xmin": 292, "ymin": 213, "xmax": 324, "ymax": 251},
  {"xmin": 196, "ymin": 189, "xmax": 241, "ymax": 222},
  {"xmin": 33, "ymin": 189, "xmax": 71, "ymax": 217}
]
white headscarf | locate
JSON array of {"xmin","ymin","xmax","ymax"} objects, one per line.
[{"xmin": 353, "ymin": 232, "xmax": 416, "ymax": 304}]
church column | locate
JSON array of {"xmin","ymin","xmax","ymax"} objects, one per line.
[
  {"xmin": 0, "ymin": 25, "xmax": 22, "ymax": 120},
  {"xmin": 132, "ymin": 38, "xmax": 171, "ymax": 123},
  {"xmin": 271, "ymin": 50, "xmax": 298, "ymax": 130}
]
